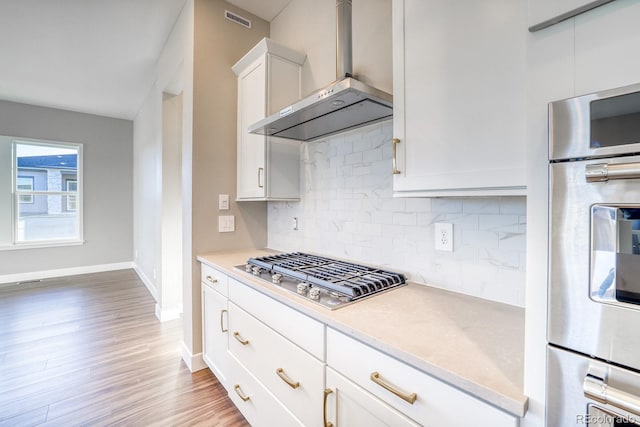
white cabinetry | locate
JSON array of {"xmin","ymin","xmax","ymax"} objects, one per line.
[
  {"xmin": 326, "ymin": 328, "xmax": 518, "ymax": 427},
  {"xmin": 227, "ymin": 278, "xmax": 325, "ymax": 427},
  {"xmin": 392, "ymin": 0, "xmax": 526, "ymax": 197},
  {"xmin": 201, "ymin": 263, "xmax": 229, "ymax": 387},
  {"xmin": 528, "ymin": 0, "xmax": 612, "ymax": 31},
  {"xmin": 228, "ymin": 301, "xmax": 324, "ymax": 427},
  {"xmin": 232, "ymin": 38, "xmax": 305, "ymax": 201},
  {"xmin": 200, "ymin": 259, "xmax": 521, "ymax": 426}
]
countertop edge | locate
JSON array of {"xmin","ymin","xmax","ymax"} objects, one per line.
[{"xmin": 197, "ymin": 252, "xmax": 529, "ymax": 417}]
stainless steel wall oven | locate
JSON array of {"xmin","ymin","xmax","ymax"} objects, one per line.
[{"xmin": 547, "ymin": 82, "xmax": 640, "ymax": 426}]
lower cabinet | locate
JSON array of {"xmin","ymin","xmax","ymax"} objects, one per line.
[
  {"xmin": 325, "ymin": 367, "xmax": 420, "ymax": 427},
  {"xmin": 326, "ymin": 328, "xmax": 519, "ymax": 427},
  {"xmin": 201, "ymin": 271, "xmax": 229, "ymax": 387},
  {"xmin": 200, "ymin": 261, "xmax": 521, "ymax": 426},
  {"xmin": 228, "ymin": 301, "xmax": 324, "ymax": 427}
]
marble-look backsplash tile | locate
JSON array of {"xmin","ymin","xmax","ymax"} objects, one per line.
[{"xmin": 267, "ymin": 121, "xmax": 526, "ymax": 307}]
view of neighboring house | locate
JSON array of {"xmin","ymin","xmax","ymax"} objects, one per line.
[{"xmin": 17, "ymin": 154, "xmax": 78, "ymax": 215}]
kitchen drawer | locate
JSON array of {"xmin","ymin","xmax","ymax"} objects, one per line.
[
  {"xmin": 228, "ymin": 278, "xmax": 324, "ymax": 360},
  {"xmin": 228, "ymin": 301, "xmax": 324, "ymax": 427},
  {"xmin": 227, "ymin": 352, "xmax": 303, "ymax": 427},
  {"xmin": 326, "ymin": 328, "xmax": 518, "ymax": 427},
  {"xmin": 200, "ymin": 263, "xmax": 229, "ymax": 297}
]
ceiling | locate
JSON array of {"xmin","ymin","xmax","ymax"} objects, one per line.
[
  {"xmin": 225, "ymin": 0, "xmax": 292, "ymax": 22},
  {"xmin": 0, "ymin": 0, "xmax": 294, "ymax": 121},
  {"xmin": 0, "ymin": 0, "xmax": 187, "ymax": 120}
]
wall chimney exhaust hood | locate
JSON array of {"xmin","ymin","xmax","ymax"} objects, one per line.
[{"xmin": 248, "ymin": 0, "xmax": 392, "ymax": 142}]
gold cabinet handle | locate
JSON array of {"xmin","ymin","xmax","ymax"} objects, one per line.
[
  {"xmin": 392, "ymin": 138, "xmax": 401, "ymax": 175},
  {"xmin": 324, "ymin": 388, "xmax": 334, "ymax": 427},
  {"xmin": 258, "ymin": 167, "xmax": 264, "ymax": 188},
  {"xmin": 206, "ymin": 275, "xmax": 218, "ymax": 284},
  {"xmin": 234, "ymin": 384, "xmax": 250, "ymax": 402},
  {"xmin": 370, "ymin": 371, "xmax": 417, "ymax": 404},
  {"xmin": 276, "ymin": 368, "xmax": 300, "ymax": 389},
  {"xmin": 233, "ymin": 331, "xmax": 249, "ymax": 346},
  {"xmin": 220, "ymin": 309, "xmax": 228, "ymax": 333}
]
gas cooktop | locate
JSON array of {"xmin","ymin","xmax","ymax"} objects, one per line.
[{"xmin": 237, "ymin": 252, "xmax": 407, "ymax": 309}]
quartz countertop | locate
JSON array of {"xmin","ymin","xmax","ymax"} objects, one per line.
[{"xmin": 197, "ymin": 248, "xmax": 528, "ymax": 417}]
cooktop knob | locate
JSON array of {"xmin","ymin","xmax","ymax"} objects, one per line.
[
  {"xmin": 245, "ymin": 263, "xmax": 252, "ymax": 272},
  {"xmin": 309, "ymin": 286, "xmax": 321, "ymax": 300},
  {"xmin": 251, "ymin": 266, "xmax": 262, "ymax": 276},
  {"xmin": 296, "ymin": 282, "xmax": 309, "ymax": 295},
  {"xmin": 272, "ymin": 273, "xmax": 282, "ymax": 284}
]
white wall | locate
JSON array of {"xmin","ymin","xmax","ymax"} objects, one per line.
[
  {"xmin": 270, "ymin": 0, "xmax": 392, "ymax": 95},
  {"xmin": 133, "ymin": 0, "xmax": 194, "ymax": 320},
  {"xmin": 160, "ymin": 91, "xmax": 184, "ymax": 320},
  {"xmin": 523, "ymin": 1, "xmax": 640, "ymax": 426},
  {"xmin": 0, "ymin": 100, "xmax": 133, "ymax": 278}
]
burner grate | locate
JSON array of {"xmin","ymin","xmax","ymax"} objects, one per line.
[{"xmin": 247, "ymin": 252, "xmax": 406, "ymax": 299}]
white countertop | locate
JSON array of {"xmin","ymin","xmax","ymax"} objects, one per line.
[{"xmin": 197, "ymin": 248, "xmax": 528, "ymax": 417}]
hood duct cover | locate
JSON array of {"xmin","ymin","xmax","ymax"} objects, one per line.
[{"xmin": 247, "ymin": 0, "xmax": 392, "ymax": 142}]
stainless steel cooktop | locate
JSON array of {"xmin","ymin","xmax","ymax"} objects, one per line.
[{"xmin": 237, "ymin": 252, "xmax": 407, "ymax": 310}]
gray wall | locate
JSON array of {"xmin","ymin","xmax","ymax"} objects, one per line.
[{"xmin": 0, "ymin": 99, "xmax": 133, "ymax": 275}]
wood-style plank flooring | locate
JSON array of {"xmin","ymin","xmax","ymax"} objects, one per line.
[{"xmin": 0, "ymin": 269, "xmax": 249, "ymax": 427}]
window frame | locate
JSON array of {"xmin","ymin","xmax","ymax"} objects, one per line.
[{"xmin": 9, "ymin": 139, "xmax": 84, "ymax": 248}]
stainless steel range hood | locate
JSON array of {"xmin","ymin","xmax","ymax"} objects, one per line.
[{"xmin": 248, "ymin": 0, "xmax": 392, "ymax": 142}]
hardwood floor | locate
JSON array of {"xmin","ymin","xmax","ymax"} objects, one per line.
[{"xmin": 0, "ymin": 269, "xmax": 249, "ymax": 427}]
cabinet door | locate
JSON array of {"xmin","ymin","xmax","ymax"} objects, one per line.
[
  {"xmin": 202, "ymin": 284, "xmax": 229, "ymax": 387},
  {"xmin": 392, "ymin": 0, "xmax": 526, "ymax": 197},
  {"xmin": 237, "ymin": 56, "xmax": 267, "ymax": 200},
  {"xmin": 325, "ymin": 368, "xmax": 420, "ymax": 427}
]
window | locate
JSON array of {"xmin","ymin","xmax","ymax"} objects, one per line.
[
  {"xmin": 11, "ymin": 140, "xmax": 83, "ymax": 245},
  {"xmin": 17, "ymin": 176, "xmax": 34, "ymax": 203}
]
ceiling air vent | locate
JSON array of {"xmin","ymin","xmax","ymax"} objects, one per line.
[{"xmin": 225, "ymin": 10, "xmax": 252, "ymax": 29}]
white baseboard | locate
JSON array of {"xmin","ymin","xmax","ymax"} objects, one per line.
[
  {"xmin": 0, "ymin": 261, "xmax": 134, "ymax": 285},
  {"xmin": 181, "ymin": 341, "xmax": 207, "ymax": 373},
  {"xmin": 155, "ymin": 303, "xmax": 182, "ymax": 322},
  {"xmin": 133, "ymin": 264, "xmax": 158, "ymax": 302}
]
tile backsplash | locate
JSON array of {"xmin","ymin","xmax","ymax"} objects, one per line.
[{"xmin": 268, "ymin": 121, "xmax": 526, "ymax": 307}]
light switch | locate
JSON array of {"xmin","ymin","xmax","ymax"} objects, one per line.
[
  {"xmin": 218, "ymin": 194, "xmax": 229, "ymax": 210},
  {"xmin": 218, "ymin": 215, "xmax": 235, "ymax": 233}
]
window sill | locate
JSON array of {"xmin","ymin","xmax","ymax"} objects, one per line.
[{"xmin": 0, "ymin": 240, "xmax": 85, "ymax": 251}]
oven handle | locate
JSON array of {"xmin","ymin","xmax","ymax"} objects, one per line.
[
  {"xmin": 584, "ymin": 374, "xmax": 640, "ymax": 417},
  {"xmin": 586, "ymin": 162, "xmax": 640, "ymax": 182}
]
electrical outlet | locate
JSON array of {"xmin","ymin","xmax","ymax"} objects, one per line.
[{"xmin": 434, "ymin": 222, "xmax": 453, "ymax": 252}]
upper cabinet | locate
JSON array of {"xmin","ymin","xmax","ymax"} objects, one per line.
[
  {"xmin": 232, "ymin": 38, "xmax": 306, "ymax": 201},
  {"xmin": 392, "ymin": 0, "xmax": 527, "ymax": 197},
  {"xmin": 528, "ymin": 0, "xmax": 615, "ymax": 32}
]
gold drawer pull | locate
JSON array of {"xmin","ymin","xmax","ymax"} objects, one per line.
[
  {"xmin": 206, "ymin": 275, "xmax": 218, "ymax": 284},
  {"xmin": 324, "ymin": 388, "xmax": 334, "ymax": 427},
  {"xmin": 234, "ymin": 384, "xmax": 250, "ymax": 402},
  {"xmin": 220, "ymin": 309, "xmax": 228, "ymax": 333},
  {"xmin": 276, "ymin": 368, "xmax": 300, "ymax": 389},
  {"xmin": 233, "ymin": 331, "xmax": 249, "ymax": 345},
  {"xmin": 370, "ymin": 371, "xmax": 417, "ymax": 404}
]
